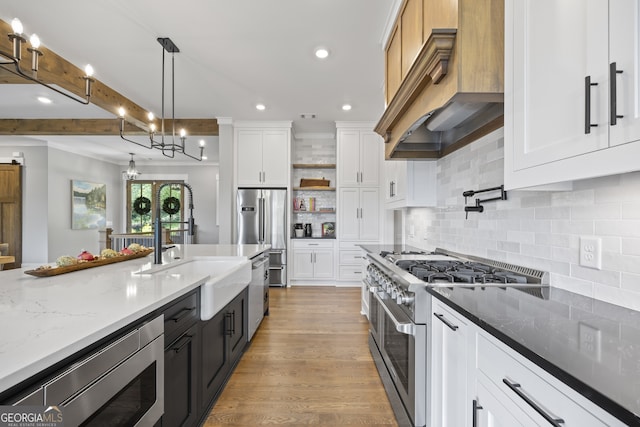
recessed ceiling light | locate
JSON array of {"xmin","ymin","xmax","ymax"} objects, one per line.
[
  {"xmin": 256, "ymin": 104, "xmax": 266, "ymax": 111},
  {"xmin": 37, "ymin": 96, "xmax": 52, "ymax": 104},
  {"xmin": 342, "ymin": 104, "xmax": 352, "ymax": 111},
  {"xmin": 315, "ymin": 48, "xmax": 329, "ymax": 59}
]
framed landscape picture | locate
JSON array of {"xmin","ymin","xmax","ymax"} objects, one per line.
[{"xmin": 71, "ymin": 180, "xmax": 107, "ymax": 230}]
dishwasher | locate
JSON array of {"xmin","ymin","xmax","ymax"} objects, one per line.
[{"xmin": 248, "ymin": 253, "xmax": 269, "ymax": 340}]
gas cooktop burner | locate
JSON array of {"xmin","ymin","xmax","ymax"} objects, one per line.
[{"xmin": 394, "ymin": 258, "xmax": 529, "ymax": 285}]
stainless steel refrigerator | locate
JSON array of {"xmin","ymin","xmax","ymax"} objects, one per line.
[{"xmin": 236, "ymin": 188, "xmax": 287, "ymax": 286}]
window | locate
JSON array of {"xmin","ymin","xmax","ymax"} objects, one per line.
[{"xmin": 127, "ymin": 181, "xmax": 184, "ymax": 233}]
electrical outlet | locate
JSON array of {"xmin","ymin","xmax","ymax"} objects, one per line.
[
  {"xmin": 578, "ymin": 322, "xmax": 601, "ymax": 361},
  {"xmin": 579, "ymin": 236, "xmax": 602, "ymax": 269}
]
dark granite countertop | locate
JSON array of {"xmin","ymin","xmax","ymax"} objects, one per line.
[{"xmin": 429, "ymin": 286, "xmax": 640, "ymax": 426}]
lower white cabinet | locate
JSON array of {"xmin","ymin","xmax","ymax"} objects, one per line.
[
  {"xmin": 476, "ymin": 332, "xmax": 622, "ymax": 427},
  {"xmin": 430, "ymin": 298, "xmax": 626, "ymax": 427},
  {"xmin": 431, "ymin": 299, "xmax": 471, "ymax": 427},
  {"xmin": 474, "ymin": 376, "xmax": 533, "ymax": 427},
  {"xmin": 291, "ymin": 240, "xmax": 334, "ymax": 281},
  {"xmin": 337, "ymin": 241, "xmax": 367, "ymax": 283}
]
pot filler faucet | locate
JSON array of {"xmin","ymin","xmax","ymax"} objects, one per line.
[{"xmin": 154, "ymin": 182, "xmax": 195, "ymax": 264}]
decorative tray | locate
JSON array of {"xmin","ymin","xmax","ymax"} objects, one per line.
[{"xmin": 24, "ymin": 249, "xmax": 154, "ymax": 277}]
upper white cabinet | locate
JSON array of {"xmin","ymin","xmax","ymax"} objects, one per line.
[
  {"xmin": 236, "ymin": 125, "xmax": 290, "ymax": 187},
  {"xmin": 338, "ymin": 188, "xmax": 380, "ymax": 241},
  {"xmin": 337, "ymin": 129, "xmax": 381, "ymax": 187},
  {"xmin": 384, "ymin": 160, "xmax": 436, "ymax": 209},
  {"xmin": 505, "ymin": 0, "xmax": 640, "ymax": 189}
]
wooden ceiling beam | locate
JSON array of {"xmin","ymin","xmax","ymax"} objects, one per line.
[
  {"xmin": 0, "ymin": 19, "xmax": 221, "ymax": 135},
  {"xmin": 0, "ymin": 119, "xmax": 218, "ymax": 136}
]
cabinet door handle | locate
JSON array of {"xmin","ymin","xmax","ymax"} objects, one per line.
[
  {"xmin": 584, "ymin": 76, "xmax": 599, "ymax": 134},
  {"xmin": 225, "ymin": 312, "xmax": 234, "ymax": 336},
  {"xmin": 610, "ymin": 62, "xmax": 624, "ymax": 126},
  {"xmin": 434, "ymin": 313, "xmax": 459, "ymax": 331},
  {"xmin": 172, "ymin": 334, "xmax": 193, "ymax": 354},
  {"xmin": 472, "ymin": 399, "xmax": 483, "ymax": 427},
  {"xmin": 167, "ymin": 306, "xmax": 195, "ymax": 323},
  {"xmin": 502, "ymin": 378, "xmax": 565, "ymax": 426}
]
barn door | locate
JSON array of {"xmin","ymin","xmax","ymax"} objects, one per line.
[{"xmin": 0, "ymin": 163, "xmax": 22, "ymax": 269}]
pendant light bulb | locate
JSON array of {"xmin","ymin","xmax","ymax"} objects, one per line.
[
  {"xmin": 84, "ymin": 64, "xmax": 94, "ymax": 77},
  {"xmin": 29, "ymin": 33, "xmax": 40, "ymax": 49},
  {"xmin": 118, "ymin": 107, "xmax": 126, "ymax": 117},
  {"xmin": 11, "ymin": 18, "xmax": 23, "ymax": 35},
  {"xmin": 147, "ymin": 112, "xmax": 155, "ymax": 121}
]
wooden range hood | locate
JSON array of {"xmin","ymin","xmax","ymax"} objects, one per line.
[
  {"xmin": 0, "ymin": 18, "xmax": 218, "ymax": 137},
  {"xmin": 375, "ymin": 0, "xmax": 504, "ymax": 160}
]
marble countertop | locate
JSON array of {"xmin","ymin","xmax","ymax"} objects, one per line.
[
  {"xmin": 0, "ymin": 244, "xmax": 269, "ymax": 395},
  {"xmin": 429, "ymin": 286, "xmax": 640, "ymax": 425}
]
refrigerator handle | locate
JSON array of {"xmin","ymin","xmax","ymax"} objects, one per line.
[
  {"xmin": 260, "ymin": 197, "xmax": 266, "ymax": 242},
  {"xmin": 258, "ymin": 197, "xmax": 263, "ymax": 243}
]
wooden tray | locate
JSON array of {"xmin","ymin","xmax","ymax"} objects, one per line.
[{"xmin": 24, "ymin": 249, "xmax": 154, "ymax": 277}]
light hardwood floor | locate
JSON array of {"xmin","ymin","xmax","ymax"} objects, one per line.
[{"xmin": 203, "ymin": 286, "xmax": 398, "ymax": 426}]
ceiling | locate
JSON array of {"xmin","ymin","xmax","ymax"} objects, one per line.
[{"xmin": 0, "ymin": 1, "xmax": 399, "ymax": 165}]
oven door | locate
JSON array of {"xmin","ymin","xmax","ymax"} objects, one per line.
[
  {"xmin": 374, "ymin": 291, "xmax": 426, "ymax": 427},
  {"xmin": 367, "ymin": 279, "xmax": 382, "ymax": 345}
]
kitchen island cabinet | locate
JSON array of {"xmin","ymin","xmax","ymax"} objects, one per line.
[
  {"xmin": 505, "ymin": 0, "xmax": 640, "ymax": 189},
  {"xmin": 0, "ymin": 244, "xmax": 267, "ymax": 412},
  {"xmin": 200, "ymin": 287, "xmax": 247, "ymax": 415}
]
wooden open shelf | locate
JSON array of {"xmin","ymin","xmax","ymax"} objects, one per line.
[
  {"xmin": 293, "ymin": 187, "xmax": 335, "ymax": 191},
  {"xmin": 292, "ymin": 163, "xmax": 336, "ymax": 169}
]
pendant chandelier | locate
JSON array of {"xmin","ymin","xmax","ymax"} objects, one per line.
[
  {"xmin": 0, "ymin": 18, "xmax": 94, "ymax": 104},
  {"xmin": 118, "ymin": 37, "xmax": 205, "ymax": 161},
  {"xmin": 123, "ymin": 153, "xmax": 140, "ymax": 181}
]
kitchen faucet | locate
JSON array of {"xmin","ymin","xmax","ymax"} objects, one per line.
[{"xmin": 154, "ymin": 182, "xmax": 195, "ymax": 264}]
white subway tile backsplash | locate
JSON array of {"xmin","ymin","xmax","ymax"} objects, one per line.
[
  {"xmin": 622, "ymin": 239, "xmax": 640, "ymax": 256},
  {"xmin": 622, "ymin": 202, "xmax": 640, "ymax": 219},
  {"xmin": 551, "ymin": 220, "xmax": 595, "ymax": 235},
  {"xmin": 595, "ymin": 220, "xmax": 640, "ymax": 238},
  {"xmin": 535, "ymin": 206, "xmax": 571, "ymax": 220},
  {"xmin": 406, "ymin": 128, "xmax": 640, "ymax": 310},
  {"xmin": 621, "ymin": 272, "xmax": 640, "ymax": 293},
  {"xmin": 571, "ymin": 203, "xmax": 621, "ymax": 220}
]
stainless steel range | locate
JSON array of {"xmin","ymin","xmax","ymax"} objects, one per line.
[{"xmin": 364, "ymin": 247, "xmax": 548, "ymax": 427}]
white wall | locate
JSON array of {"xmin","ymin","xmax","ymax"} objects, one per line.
[
  {"xmin": 0, "ymin": 144, "xmax": 49, "ymax": 263},
  {"xmin": 404, "ymin": 129, "xmax": 640, "ymax": 311},
  {"xmin": 47, "ymin": 148, "xmax": 122, "ymax": 261},
  {"xmin": 1, "ymin": 142, "xmax": 221, "ymax": 263}
]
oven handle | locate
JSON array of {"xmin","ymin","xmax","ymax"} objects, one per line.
[{"xmin": 373, "ymin": 291, "xmax": 415, "ymax": 336}]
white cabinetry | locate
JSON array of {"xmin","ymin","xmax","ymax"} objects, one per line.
[
  {"xmin": 474, "ymin": 377, "xmax": 532, "ymax": 427},
  {"xmin": 474, "ymin": 329, "xmax": 625, "ymax": 427},
  {"xmin": 336, "ymin": 123, "xmax": 382, "ymax": 284},
  {"xmin": 384, "ymin": 160, "xmax": 436, "ymax": 208},
  {"xmin": 236, "ymin": 126, "xmax": 290, "ymax": 187},
  {"xmin": 337, "ymin": 129, "xmax": 381, "ymax": 187},
  {"xmin": 338, "ymin": 188, "xmax": 379, "ymax": 241},
  {"xmin": 431, "ymin": 299, "xmax": 471, "ymax": 427},
  {"xmin": 505, "ymin": 0, "xmax": 640, "ymax": 189},
  {"xmin": 430, "ymin": 296, "xmax": 626, "ymax": 427},
  {"xmin": 291, "ymin": 240, "xmax": 334, "ymax": 281}
]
